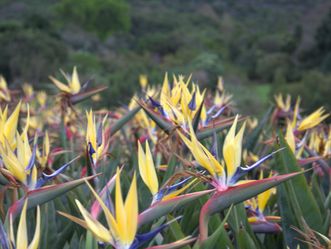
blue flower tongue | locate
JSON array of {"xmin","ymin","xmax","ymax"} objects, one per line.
[
  {"xmin": 96, "ymin": 122, "xmax": 103, "ymax": 147},
  {"xmin": 88, "ymin": 142, "xmax": 96, "ymax": 156},
  {"xmin": 229, "ymin": 148, "xmax": 285, "ymax": 185},
  {"xmin": 148, "ymin": 96, "xmax": 168, "ymax": 118},
  {"xmin": 154, "ymin": 177, "xmax": 192, "ymax": 202},
  {"xmin": 25, "ymin": 143, "xmax": 37, "ymax": 171},
  {"xmin": 0, "ymin": 219, "xmax": 10, "ymax": 249},
  {"xmin": 129, "ymin": 217, "xmax": 182, "ymax": 249},
  {"xmin": 188, "ymin": 91, "xmax": 196, "ymax": 111},
  {"xmin": 35, "ymin": 156, "xmax": 80, "ymax": 188}
]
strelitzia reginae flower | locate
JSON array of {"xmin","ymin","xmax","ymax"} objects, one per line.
[
  {"xmin": 157, "ymin": 73, "xmax": 207, "ymax": 128},
  {"xmin": 59, "ymin": 168, "xmax": 185, "ymax": 249},
  {"xmin": 137, "ymin": 140, "xmax": 196, "ymax": 204},
  {"xmin": 308, "ymin": 128, "xmax": 331, "ymax": 157},
  {"xmin": 0, "ymin": 102, "xmax": 22, "ymax": 149},
  {"xmin": 9, "ymin": 199, "xmax": 41, "ymax": 249},
  {"xmin": 129, "ymin": 96, "xmax": 157, "ymax": 144},
  {"xmin": 178, "ymin": 115, "xmax": 281, "ymax": 190},
  {"xmin": 36, "ymin": 131, "xmax": 50, "ymax": 169},
  {"xmin": 139, "ymin": 74, "xmax": 148, "ymax": 89},
  {"xmin": 36, "ymin": 91, "xmax": 47, "ymax": 108},
  {"xmin": 60, "ymin": 168, "xmax": 138, "ymax": 249},
  {"xmin": 0, "ymin": 131, "xmax": 38, "ymax": 190},
  {"xmin": 245, "ymin": 172, "xmax": 281, "ymax": 233},
  {"xmin": 213, "ymin": 76, "xmax": 232, "ymax": 108},
  {"xmin": 274, "ymin": 93, "xmax": 291, "ymax": 112},
  {"xmin": 0, "ymin": 126, "xmax": 77, "ymax": 189},
  {"xmin": 86, "ymin": 110, "xmax": 108, "ymax": 166},
  {"xmin": 0, "ymin": 76, "xmax": 11, "ymax": 102},
  {"xmin": 49, "ymin": 67, "xmax": 81, "ymax": 95},
  {"xmin": 148, "ymin": 73, "xmax": 226, "ymax": 129},
  {"xmin": 22, "ymin": 83, "xmax": 34, "ymax": 99},
  {"xmin": 297, "ymin": 107, "xmax": 329, "ymax": 131}
]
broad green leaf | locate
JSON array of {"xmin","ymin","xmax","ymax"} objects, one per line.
[
  {"xmin": 199, "ymin": 172, "xmax": 302, "ymax": 241},
  {"xmin": 70, "ymin": 86, "xmax": 107, "ymax": 104},
  {"xmin": 138, "ymin": 101, "xmax": 174, "ymax": 134},
  {"xmin": 110, "ymin": 106, "xmax": 141, "ymax": 136},
  {"xmin": 196, "ymin": 116, "xmax": 240, "ymax": 141},
  {"xmin": 138, "ymin": 189, "xmax": 213, "ymax": 227},
  {"xmin": 200, "ymin": 205, "xmax": 233, "ymax": 249},
  {"xmin": 275, "ymin": 131, "xmax": 323, "ymax": 232},
  {"xmin": 8, "ymin": 175, "xmax": 97, "ymax": 220}
]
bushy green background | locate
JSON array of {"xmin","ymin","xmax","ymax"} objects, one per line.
[{"xmin": 0, "ymin": 0, "xmax": 331, "ymax": 114}]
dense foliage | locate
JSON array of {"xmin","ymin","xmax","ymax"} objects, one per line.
[
  {"xmin": 0, "ymin": 69, "xmax": 329, "ymax": 249},
  {"xmin": 0, "ymin": 0, "xmax": 330, "ymax": 114}
]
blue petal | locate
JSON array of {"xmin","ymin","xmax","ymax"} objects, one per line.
[
  {"xmin": 129, "ymin": 217, "xmax": 182, "ymax": 249},
  {"xmin": 204, "ymin": 106, "xmax": 227, "ymax": 126},
  {"xmin": 0, "ymin": 219, "xmax": 10, "ymax": 249},
  {"xmin": 250, "ymin": 221, "xmax": 282, "ymax": 233},
  {"xmin": 154, "ymin": 177, "xmax": 192, "ymax": 202},
  {"xmin": 148, "ymin": 96, "xmax": 169, "ymax": 119},
  {"xmin": 211, "ymin": 106, "xmax": 226, "ymax": 119},
  {"xmin": 148, "ymin": 96, "xmax": 162, "ymax": 108},
  {"xmin": 229, "ymin": 148, "xmax": 285, "ymax": 185},
  {"xmin": 210, "ymin": 131, "xmax": 219, "ymax": 159},
  {"xmin": 88, "ymin": 142, "xmax": 96, "ymax": 156},
  {"xmin": 36, "ymin": 156, "xmax": 80, "ymax": 188},
  {"xmin": 206, "ymin": 105, "xmax": 216, "ymax": 115},
  {"xmin": 188, "ymin": 91, "xmax": 196, "ymax": 111},
  {"xmin": 25, "ymin": 143, "xmax": 37, "ymax": 171},
  {"xmin": 96, "ymin": 123, "xmax": 103, "ymax": 147}
]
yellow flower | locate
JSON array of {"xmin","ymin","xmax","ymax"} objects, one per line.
[
  {"xmin": 297, "ymin": 107, "xmax": 329, "ymax": 131},
  {"xmin": 137, "ymin": 140, "xmax": 196, "ymax": 203},
  {"xmin": 86, "ymin": 110, "xmax": 107, "ymax": 165},
  {"xmin": 0, "ymin": 132, "xmax": 37, "ymax": 189},
  {"xmin": 223, "ymin": 115, "xmax": 246, "ymax": 182},
  {"xmin": 36, "ymin": 131, "xmax": 50, "ymax": 169},
  {"xmin": 274, "ymin": 93, "xmax": 291, "ymax": 112},
  {"xmin": 138, "ymin": 140, "xmax": 159, "ymax": 195},
  {"xmin": 22, "ymin": 83, "xmax": 34, "ymax": 98},
  {"xmin": 10, "ymin": 199, "xmax": 41, "ymax": 249},
  {"xmin": 178, "ymin": 120, "xmax": 225, "ymax": 182},
  {"xmin": 0, "ymin": 75, "xmax": 11, "ymax": 102},
  {"xmin": 246, "ymin": 172, "xmax": 276, "ymax": 214},
  {"xmin": 60, "ymin": 168, "xmax": 138, "ymax": 248},
  {"xmin": 36, "ymin": 91, "xmax": 47, "ymax": 107},
  {"xmin": 285, "ymin": 121, "xmax": 296, "ymax": 153},
  {"xmin": 49, "ymin": 67, "xmax": 81, "ymax": 94},
  {"xmin": 178, "ymin": 115, "xmax": 246, "ymax": 187},
  {"xmin": 0, "ymin": 102, "xmax": 29, "ymax": 149},
  {"xmin": 139, "ymin": 74, "xmax": 148, "ymax": 89},
  {"xmin": 217, "ymin": 76, "xmax": 224, "ymax": 92},
  {"xmin": 158, "ymin": 73, "xmax": 206, "ymax": 127}
]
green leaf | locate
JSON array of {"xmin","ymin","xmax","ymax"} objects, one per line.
[
  {"xmin": 7, "ymin": 175, "xmax": 97, "ymax": 220},
  {"xmin": 147, "ymin": 237, "xmax": 196, "ymax": 249},
  {"xmin": 166, "ymin": 215, "xmax": 190, "ymax": 249},
  {"xmin": 138, "ymin": 189, "xmax": 213, "ymax": 227},
  {"xmin": 138, "ymin": 101, "xmax": 174, "ymax": 134},
  {"xmin": 275, "ymin": 131, "xmax": 323, "ymax": 232},
  {"xmin": 199, "ymin": 172, "xmax": 303, "ymax": 241},
  {"xmin": 237, "ymin": 228, "xmax": 257, "ymax": 249},
  {"xmin": 70, "ymin": 86, "xmax": 108, "ymax": 104},
  {"xmin": 200, "ymin": 205, "xmax": 233, "ymax": 249},
  {"xmin": 85, "ymin": 231, "xmax": 98, "ymax": 249},
  {"xmin": 110, "ymin": 106, "xmax": 141, "ymax": 136},
  {"xmin": 277, "ymin": 183, "xmax": 302, "ymax": 249},
  {"xmin": 196, "ymin": 116, "xmax": 239, "ymax": 141},
  {"xmin": 192, "ymin": 99, "xmax": 204, "ymax": 132},
  {"xmin": 244, "ymin": 106, "xmax": 273, "ymax": 150},
  {"xmin": 0, "ymin": 173, "xmax": 9, "ymax": 185}
]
